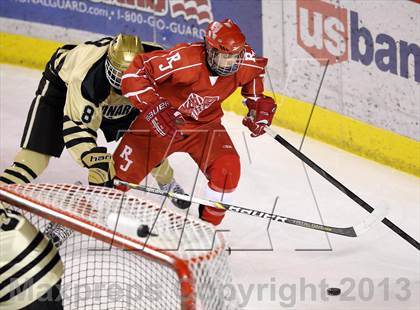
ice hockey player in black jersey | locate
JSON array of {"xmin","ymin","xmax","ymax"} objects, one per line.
[
  {"xmin": 0, "ymin": 34, "xmax": 190, "ymax": 209},
  {"xmin": 0, "ymin": 34, "xmax": 191, "ymax": 249}
]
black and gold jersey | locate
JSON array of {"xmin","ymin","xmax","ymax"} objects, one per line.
[
  {"xmin": 42, "ymin": 38, "xmax": 163, "ymax": 165},
  {"xmin": 0, "ymin": 205, "xmax": 64, "ymax": 309}
]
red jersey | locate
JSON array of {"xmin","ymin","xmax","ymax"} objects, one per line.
[{"xmin": 121, "ymin": 42, "xmax": 268, "ymax": 129}]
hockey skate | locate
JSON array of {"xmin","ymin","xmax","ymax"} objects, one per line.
[
  {"xmin": 158, "ymin": 179, "xmax": 191, "ymax": 209},
  {"xmin": 43, "ymin": 222, "xmax": 73, "ymax": 248}
]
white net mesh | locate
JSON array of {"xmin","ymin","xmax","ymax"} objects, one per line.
[{"xmin": 0, "ymin": 183, "xmax": 237, "ymax": 310}]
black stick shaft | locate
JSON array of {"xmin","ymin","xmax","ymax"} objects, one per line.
[
  {"xmin": 264, "ymin": 127, "xmax": 419, "ymax": 250},
  {"xmin": 114, "ymin": 180, "xmax": 357, "ymax": 237}
]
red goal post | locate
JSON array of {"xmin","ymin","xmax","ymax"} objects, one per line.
[{"xmin": 0, "ymin": 183, "xmax": 237, "ymax": 310}]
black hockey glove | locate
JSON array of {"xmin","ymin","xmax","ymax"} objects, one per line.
[{"xmin": 81, "ymin": 147, "xmax": 115, "ymax": 187}]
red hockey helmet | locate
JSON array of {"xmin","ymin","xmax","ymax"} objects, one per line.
[{"xmin": 205, "ymin": 19, "xmax": 246, "ymax": 76}]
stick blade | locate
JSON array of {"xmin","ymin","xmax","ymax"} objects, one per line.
[{"xmin": 354, "ymin": 204, "xmax": 389, "ymax": 236}]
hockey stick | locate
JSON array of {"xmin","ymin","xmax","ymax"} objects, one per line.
[
  {"xmin": 264, "ymin": 126, "xmax": 420, "ymax": 251},
  {"xmin": 114, "ymin": 179, "xmax": 387, "ymax": 238}
]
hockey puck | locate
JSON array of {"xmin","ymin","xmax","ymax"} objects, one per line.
[
  {"xmin": 137, "ymin": 225, "xmax": 151, "ymax": 238},
  {"xmin": 327, "ymin": 287, "xmax": 341, "ymax": 296}
]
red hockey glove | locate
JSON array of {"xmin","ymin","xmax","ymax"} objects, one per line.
[
  {"xmin": 143, "ymin": 99, "xmax": 185, "ymax": 140},
  {"xmin": 242, "ymin": 96, "xmax": 276, "ymax": 137}
]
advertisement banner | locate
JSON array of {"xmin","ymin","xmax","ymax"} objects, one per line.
[
  {"xmin": 296, "ymin": 0, "xmax": 419, "ymax": 83},
  {"xmin": 263, "ymin": 0, "xmax": 419, "ymax": 140},
  {"xmin": 0, "ymin": 0, "xmax": 262, "ymax": 54}
]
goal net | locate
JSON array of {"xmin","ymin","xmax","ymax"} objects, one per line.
[{"xmin": 0, "ymin": 183, "xmax": 237, "ymax": 310}]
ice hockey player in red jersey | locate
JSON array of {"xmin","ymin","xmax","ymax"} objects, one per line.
[{"xmin": 115, "ymin": 19, "xmax": 277, "ymax": 225}]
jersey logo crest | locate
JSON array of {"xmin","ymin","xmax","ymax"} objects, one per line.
[
  {"xmin": 102, "ymin": 104, "xmax": 134, "ymax": 120},
  {"xmin": 179, "ymin": 93, "xmax": 219, "ymax": 120}
]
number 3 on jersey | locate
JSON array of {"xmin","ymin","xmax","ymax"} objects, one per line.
[
  {"xmin": 82, "ymin": 106, "xmax": 94, "ymax": 123},
  {"xmin": 158, "ymin": 52, "xmax": 181, "ymax": 71}
]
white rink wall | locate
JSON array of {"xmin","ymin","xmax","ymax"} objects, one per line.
[{"xmin": 263, "ymin": 0, "xmax": 420, "ymax": 140}]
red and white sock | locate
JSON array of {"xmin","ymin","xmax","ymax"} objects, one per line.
[{"xmin": 198, "ymin": 186, "xmax": 234, "ymax": 225}]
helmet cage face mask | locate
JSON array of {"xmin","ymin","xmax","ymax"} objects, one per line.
[
  {"xmin": 105, "ymin": 34, "xmax": 144, "ymax": 90},
  {"xmin": 205, "ymin": 19, "xmax": 246, "ymax": 76},
  {"xmin": 206, "ymin": 44, "xmax": 245, "ymax": 76},
  {"xmin": 105, "ymin": 58, "xmax": 123, "ymax": 90}
]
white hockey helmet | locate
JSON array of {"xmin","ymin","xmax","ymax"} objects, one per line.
[{"xmin": 105, "ymin": 34, "xmax": 144, "ymax": 90}]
